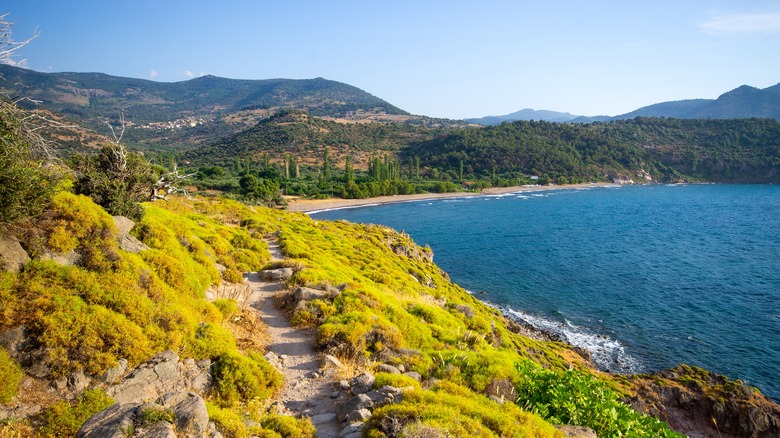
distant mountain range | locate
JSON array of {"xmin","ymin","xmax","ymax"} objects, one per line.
[{"xmin": 465, "ymin": 83, "xmax": 780, "ymax": 125}]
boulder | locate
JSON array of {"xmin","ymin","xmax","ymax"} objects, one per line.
[
  {"xmin": 350, "ymin": 372, "xmax": 375, "ymax": 395},
  {"xmin": 113, "ymin": 216, "xmax": 150, "ymax": 253},
  {"xmin": 106, "ymin": 350, "xmax": 182, "ymax": 404},
  {"xmin": 403, "ymin": 371, "xmax": 422, "ymax": 382},
  {"xmin": 339, "ymin": 422, "xmax": 365, "ymax": 438},
  {"xmin": 98, "ymin": 359, "xmax": 128, "ymax": 384},
  {"xmin": 336, "ymin": 394, "xmax": 374, "ymax": 422},
  {"xmin": 160, "ymin": 392, "xmax": 209, "ymax": 437},
  {"xmin": 377, "ymin": 363, "xmax": 401, "ymax": 374},
  {"xmin": 294, "ymin": 286, "xmax": 329, "ymax": 301},
  {"xmin": 76, "ymin": 402, "xmax": 141, "ymax": 438},
  {"xmin": 346, "ymin": 408, "xmax": 372, "ymax": 422},
  {"xmin": 0, "ymin": 325, "xmax": 30, "ymax": 355},
  {"xmin": 323, "ymin": 354, "xmax": 345, "ymax": 370},
  {"xmin": 0, "ymin": 235, "xmax": 29, "ymax": 273},
  {"xmin": 259, "ymin": 268, "xmax": 293, "ymax": 281}
]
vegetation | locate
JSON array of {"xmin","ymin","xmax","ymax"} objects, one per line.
[
  {"xmin": 0, "ymin": 96, "xmax": 63, "ymax": 229},
  {"xmin": 0, "ymin": 348, "xmax": 22, "ymax": 404},
  {"xmin": 37, "ymin": 389, "xmax": 113, "ymax": 437}
]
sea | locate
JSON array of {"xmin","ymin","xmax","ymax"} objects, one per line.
[{"xmin": 311, "ymin": 184, "xmax": 780, "ymax": 401}]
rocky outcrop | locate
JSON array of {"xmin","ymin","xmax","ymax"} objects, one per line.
[
  {"xmin": 0, "ymin": 235, "xmax": 29, "ymax": 272},
  {"xmin": 113, "ymin": 216, "xmax": 149, "ymax": 253},
  {"xmin": 106, "ymin": 350, "xmax": 211, "ymax": 404},
  {"xmin": 628, "ymin": 365, "xmax": 780, "ymax": 438},
  {"xmin": 77, "ymin": 392, "xmax": 214, "ymax": 438}
]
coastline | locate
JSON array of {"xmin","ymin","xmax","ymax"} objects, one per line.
[{"xmin": 286, "ymin": 182, "xmax": 616, "ymax": 213}]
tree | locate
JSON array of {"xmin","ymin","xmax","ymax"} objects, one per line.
[{"xmin": 0, "ymin": 15, "xmax": 62, "ymax": 230}]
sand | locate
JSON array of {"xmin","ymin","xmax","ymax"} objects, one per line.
[{"xmin": 285, "ymin": 183, "xmax": 614, "ymax": 213}]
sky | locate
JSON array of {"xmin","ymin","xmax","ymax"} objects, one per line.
[{"xmin": 3, "ymin": 0, "xmax": 780, "ymax": 119}]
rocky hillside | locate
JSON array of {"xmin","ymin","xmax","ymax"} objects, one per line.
[{"xmin": 1, "ymin": 189, "xmax": 778, "ymax": 437}]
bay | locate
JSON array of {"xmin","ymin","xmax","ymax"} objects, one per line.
[{"xmin": 312, "ymin": 184, "xmax": 780, "ymax": 401}]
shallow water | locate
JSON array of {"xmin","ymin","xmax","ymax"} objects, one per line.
[{"xmin": 313, "ymin": 184, "xmax": 780, "ymax": 401}]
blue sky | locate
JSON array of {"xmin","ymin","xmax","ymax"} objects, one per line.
[{"xmin": 3, "ymin": 1, "xmax": 780, "ymax": 119}]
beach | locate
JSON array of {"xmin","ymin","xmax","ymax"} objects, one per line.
[{"xmin": 286, "ymin": 183, "xmax": 613, "ymax": 213}]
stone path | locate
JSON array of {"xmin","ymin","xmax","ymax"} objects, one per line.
[{"xmin": 243, "ymin": 240, "xmax": 342, "ymax": 438}]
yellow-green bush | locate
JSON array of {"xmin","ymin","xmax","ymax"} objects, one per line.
[
  {"xmin": 207, "ymin": 402, "xmax": 250, "ymax": 438},
  {"xmin": 257, "ymin": 415, "xmax": 316, "ymax": 438},
  {"xmin": 213, "ymin": 298, "xmax": 239, "ymax": 320},
  {"xmin": 184, "ymin": 323, "xmax": 237, "ymax": 360},
  {"xmin": 211, "ymin": 351, "xmax": 282, "ymax": 407},
  {"xmin": 38, "ymin": 389, "xmax": 114, "ymax": 437},
  {"xmin": 0, "ymin": 348, "xmax": 23, "ymax": 403},
  {"xmin": 373, "ymin": 372, "xmax": 422, "ymax": 391},
  {"xmin": 366, "ymin": 384, "xmax": 562, "ymax": 438}
]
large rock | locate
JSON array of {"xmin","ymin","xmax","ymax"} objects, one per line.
[
  {"xmin": 0, "ymin": 235, "xmax": 29, "ymax": 272},
  {"xmin": 555, "ymin": 425, "xmax": 598, "ymax": 438},
  {"xmin": 259, "ymin": 267, "xmax": 293, "ymax": 281},
  {"xmin": 106, "ymin": 350, "xmax": 210, "ymax": 404},
  {"xmin": 113, "ymin": 216, "xmax": 149, "ymax": 253},
  {"xmin": 293, "ymin": 286, "xmax": 330, "ymax": 301},
  {"xmin": 160, "ymin": 392, "xmax": 209, "ymax": 437},
  {"xmin": 350, "ymin": 372, "xmax": 375, "ymax": 395},
  {"xmin": 77, "ymin": 402, "xmax": 141, "ymax": 438},
  {"xmin": 336, "ymin": 394, "xmax": 374, "ymax": 423}
]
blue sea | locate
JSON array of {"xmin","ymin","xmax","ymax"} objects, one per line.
[{"xmin": 311, "ymin": 184, "xmax": 780, "ymax": 401}]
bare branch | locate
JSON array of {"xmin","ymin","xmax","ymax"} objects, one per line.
[
  {"xmin": 151, "ymin": 164, "xmax": 197, "ymax": 201},
  {"xmin": 0, "ymin": 13, "xmax": 39, "ymax": 68}
]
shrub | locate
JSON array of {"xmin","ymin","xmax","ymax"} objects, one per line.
[
  {"xmin": 184, "ymin": 323, "xmax": 237, "ymax": 360},
  {"xmin": 38, "ymin": 389, "xmax": 114, "ymax": 437},
  {"xmin": 514, "ymin": 361, "xmax": 682, "ymax": 437},
  {"xmin": 0, "ymin": 98, "xmax": 62, "ymax": 229},
  {"xmin": 206, "ymin": 402, "xmax": 250, "ymax": 438},
  {"xmin": 213, "ymin": 298, "xmax": 239, "ymax": 320},
  {"xmin": 211, "ymin": 351, "xmax": 282, "ymax": 407},
  {"xmin": 0, "ymin": 348, "xmax": 23, "ymax": 403},
  {"xmin": 257, "ymin": 415, "xmax": 316, "ymax": 438}
]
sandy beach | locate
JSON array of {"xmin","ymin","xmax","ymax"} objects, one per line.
[{"xmin": 285, "ymin": 183, "xmax": 614, "ymax": 213}]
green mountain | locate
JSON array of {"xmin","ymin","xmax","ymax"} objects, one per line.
[
  {"xmin": 0, "ymin": 64, "xmax": 408, "ymax": 150},
  {"xmin": 467, "ymin": 83, "xmax": 780, "ymax": 125}
]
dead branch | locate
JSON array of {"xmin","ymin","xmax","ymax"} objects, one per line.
[{"xmin": 151, "ymin": 164, "xmax": 197, "ymax": 201}]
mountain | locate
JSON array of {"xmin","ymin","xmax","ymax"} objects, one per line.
[
  {"xmin": 615, "ymin": 83, "xmax": 780, "ymax": 120},
  {"xmin": 464, "ymin": 108, "xmax": 582, "ymax": 125},
  {"xmin": 0, "ymin": 64, "xmax": 409, "ymax": 150},
  {"xmin": 468, "ymin": 83, "xmax": 780, "ymax": 125}
]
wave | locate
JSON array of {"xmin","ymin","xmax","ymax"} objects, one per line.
[
  {"xmin": 306, "ymin": 203, "xmax": 381, "ymax": 215},
  {"xmin": 503, "ymin": 307, "xmax": 642, "ymax": 373}
]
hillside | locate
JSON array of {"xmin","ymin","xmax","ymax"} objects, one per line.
[
  {"xmin": 464, "ymin": 109, "xmax": 582, "ymax": 125},
  {"xmin": 407, "ymin": 117, "xmax": 780, "ymax": 184},
  {"xmin": 0, "ymin": 64, "xmax": 409, "ymax": 151}
]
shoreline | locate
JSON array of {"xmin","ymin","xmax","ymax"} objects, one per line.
[{"xmin": 285, "ymin": 182, "xmax": 618, "ymax": 213}]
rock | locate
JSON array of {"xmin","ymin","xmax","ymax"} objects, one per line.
[
  {"xmin": 378, "ymin": 385, "xmax": 402, "ymax": 396},
  {"xmin": 403, "ymin": 371, "xmax": 422, "ymax": 382},
  {"xmin": 24, "ymin": 347, "xmax": 52, "ymax": 378},
  {"xmin": 364, "ymin": 389, "xmax": 397, "ymax": 406},
  {"xmin": 330, "ymin": 391, "xmax": 341, "ymax": 398},
  {"xmin": 338, "ymin": 380, "xmax": 350, "ymax": 391},
  {"xmin": 346, "ymin": 408, "xmax": 372, "ymax": 422},
  {"xmin": 160, "ymin": 392, "xmax": 209, "ymax": 437},
  {"xmin": 76, "ymin": 403, "xmax": 141, "ymax": 438},
  {"xmin": 99, "ymin": 358, "xmax": 128, "ymax": 384},
  {"xmin": 350, "ymin": 372, "xmax": 375, "ymax": 395},
  {"xmin": 337, "ymin": 394, "xmax": 374, "ymax": 422},
  {"xmin": 339, "ymin": 422, "xmax": 365, "ymax": 438},
  {"xmin": 259, "ymin": 268, "xmax": 293, "ymax": 281},
  {"xmin": 323, "ymin": 354, "xmax": 345, "ymax": 370},
  {"xmin": 113, "ymin": 216, "xmax": 149, "ymax": 253},
  {"xmin": 106, "ymin": 350, "xmax": 182, "ymax": 404},
  {"xmin": 68, "ymin": 369, "xmax": 91, "ymax": 392},
  {"xmin": 555, "ymin": 425, "xmax": 599, "ymax": 438},
  {"xmin": 140, "ymin": 421, "xmax": 177, "ymax": 438},
  {"xmin": 341, "ymin": 433, "xmax": 363, "ymax": 438},
  {"xmin": 0, "ymin": 325, "xmax": 30, "ymax": 355},
  {"xmin": 377, "ymin": 363, "xmax": 401, "ymax": 374},
  {"xmin": 294, "ymin": 286, "xmax": 329, "ymax": 301},
  {"xmin": 39, "ymin": 249, "xmax": 80, "ymax": 266},
  {"xmin": 488, "ymin": 395, "xmax": 504, "ymax": 404},
  {"xmin": 0, "ymin": 235, "xmax": 29, "ymax": 273},
  {"xmin": 396, "ymin": 364, "xmax": 406, "ymax": 373},
  {"xmin": 311, "ymin": 412, "xmax": 337, "ymax": 425}
]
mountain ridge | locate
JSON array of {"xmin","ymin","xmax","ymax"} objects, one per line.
[{"xmin": 466, "ymin": 82, "xmax": 780, "ymax": 125}]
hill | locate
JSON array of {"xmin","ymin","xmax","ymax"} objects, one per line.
[
  {"xmin": 0, "ymin": 64, "xmax": 409, "ymax": 151},
  {"xmin": 466, "ymin": 82, "xmax": 780, "ymax": 125},
  {"xmin": 407, "ymin": 117, "xmax": 780, "ymax": 184},
  {"xmin": 464, "ymin": 108, "xmax": 582, "ymax": 125}
]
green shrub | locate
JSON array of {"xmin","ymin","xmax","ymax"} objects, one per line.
[
  {"xmin": 373, "ymin": 372, "xmax": 422, "ymax": 391},
  {"xmin": 514, "ymin": 361, "xmax": 682, "ymax": 437},
  {"xmin": 38, "ymin": 389, "xmax": 114, "ymax": 437},
  {"xmin": 184, "ymin": 323, "xmax": 237, "ymax": 359},
  {"xmin": 211, "ymin": 351, "xmax": 282, "ymax": 407},
  {"xmin": 213, "ymin": 298, "xmax": 239, "ymax": 320},
  {"xmin": 0, "ymin": 348, "xmax": 23, "ymax": 403},
  {"xmin": 257, "ymin": 414, "xmax": 316, "ymax": 438},
  {"xmin": 206, "ymin": 402, "xmax": 250, "ymax": 438}
]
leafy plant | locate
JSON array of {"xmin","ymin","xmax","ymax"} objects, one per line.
[
  {"xmin": 0, "ymin": 348, "xmax": 22, "ymax": 403},
  {"xmin": 37, "ymin": 389, "xmax": 114, "ymax": 437},
  {"xmin": 514, "ymin": 360, "xmax": 682, "ymax": 437}
]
